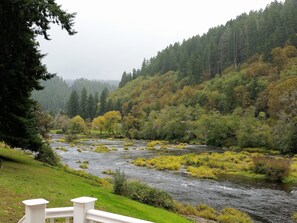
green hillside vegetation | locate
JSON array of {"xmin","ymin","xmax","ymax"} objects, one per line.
[
  {"xmin": 0, "ymin": 146, "xmax": 190, "ymax": 223},
  {"xmin": 110, "ymin": 0, "xmax": 297, "ymax": 154},
  {"xmin": 119, "ymin": 0, "xmax": 297, "ymax": 86},
  {"xmin": 110, "ymin": 45, "xmax": 297, "ymax": 153}
]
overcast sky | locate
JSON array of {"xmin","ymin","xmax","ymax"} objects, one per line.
[{"xmin": 38, "ymin": 0, "xmax": 279, "ymax": 81}]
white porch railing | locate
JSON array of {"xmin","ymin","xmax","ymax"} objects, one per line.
[{"xmin": 18, "ymin": 196, "xmax": 153, "ymax": 223}]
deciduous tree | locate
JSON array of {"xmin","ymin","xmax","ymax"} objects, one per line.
[{"xmin": 70, "ymin": 115, "xmax": 86, "ymax": 134}]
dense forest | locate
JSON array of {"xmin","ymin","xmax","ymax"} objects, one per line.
[
  {"xmin": 119, "ymin": 0, "xmax": 297, "ymax": 86},
  {"xmin": 109, "ymin": 45, "xmax": 297, "ymax": 152},
  {"xmin": 106, "ymin": 0, "xmax": 297, "ymax": 153},
  {"xmin": 31, "ymin": 76, "xmax": 118, "ymax": 114}
]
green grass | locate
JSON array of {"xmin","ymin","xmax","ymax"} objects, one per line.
[{"xmin": 0, "ymin": 147, "xmax": 190, "ymax": 223}]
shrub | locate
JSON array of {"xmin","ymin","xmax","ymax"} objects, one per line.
[
  {"xmin": 102, "ymin": 169, "xmax": 115, "ymax": 175},
  {"xmin": 94, "ymin": 144, "xmax": 111, "ymax": 153},
  {"xmin": 113, "ymin": 169, "xmax": 128, "ymax": 196},
  {"xmin": 79, "ymin": 163, "xmax": 88, "ymax": 169},
  {"xmin": 127, "ymin": 181, "xmax": 174, "ymax": 210},
  {"xmin": 113, "ymin": 169, "xmax": 174, "ymax": 210},
  {"xmin": 252, "ymin": 156, "xmax": 290, "ymax": 181},
  {"xmin": 56, "ymin": 147, "xmax": 68, "ymax": 152},
  {"xmin": 187, "ymin": 166, "xmax": 217, "ymax": 179},
  {"xmin": 146, "ymin": 140, "xmax": 163, "ymax": 147},
  {"xmin": 64, "ymin": 134, "xmax": 77, "ymax": 143},
  {"xmin": 132, "ymin": 158, "xmax": 147, "ymax": 167},
  {"xmin": 174, "ymin": 202, "xmax": 217, "ymax": 221},
  {"xmin": 145, "ymin": 156, "xmax": 182, "ymax": 170},
  {"xmin": 217, "ymin": 207, "xmax": 253, "ymax": 223},
  {"xmin": 196, "ymin": 204, "xmax": 217, "ymax": 221},
  {"xmin": 56, "ymin": 130, "xmax": 64, "ymax": 134},
  {"xmin": 35, "ymin": 144, "xmax": 59, "ymax": 166},
  {"xmin": 174, "ymin": 202, "xmax": 198, "ymax": 216}
]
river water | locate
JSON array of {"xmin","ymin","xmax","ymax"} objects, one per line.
[{"xmin": 50, "ymin": 135, "xmax": 297, "ymax": 223}]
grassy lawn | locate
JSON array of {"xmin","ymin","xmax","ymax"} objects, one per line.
[{"xmin": 0, "ymin": 147, "xmax": 190, "ymax": 223}]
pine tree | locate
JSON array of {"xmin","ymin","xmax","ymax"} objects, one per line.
[
  {"xmin": 0, "ymin": 0, "xmax": 75, "ymax": 150},
  {"xmin": 67, "ymin": 90, "xmax": 80, "ymax": 118},
  {"xmin": 86, "ymin": 94, "xmax": 95, "ymax": 119},
  {"xmin": 94, "ymin": 92, "xmax": 99, "ymax": 117},
  {"xmin": 99, "ymin": 88, "xmax": 109, "ymax": 115},
  {"xmin": 80, "ymin": 87, "xmax": 88, "ymax": 119}
]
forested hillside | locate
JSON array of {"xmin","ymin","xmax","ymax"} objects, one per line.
[
  {"xmin": 119, "ymin": 0, "xmax": 297, "ymax": 86},
  {"xmin": 107, "ymin": 0, "xmax": 297, "ymax": 153},
  {"xmin": 110, "ymin": 46, "xmax": 297, "ymax": 153},
  {"xmin": 32, "ymin": 77, "xmax": 118, "ymax": 114}
]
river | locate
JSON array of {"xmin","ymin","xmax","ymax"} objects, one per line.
[{"xmin": 50, "ymin": 135, "xmax": 297, "ymax": 223}]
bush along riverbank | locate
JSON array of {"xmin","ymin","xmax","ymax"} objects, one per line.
[
  {"xmin": 112, "ymin": 169, "xmax": 254, "ymax": 223},
  {"xmin": 133, "ymin": 151, "xmax": 297, "ymax": 183}
]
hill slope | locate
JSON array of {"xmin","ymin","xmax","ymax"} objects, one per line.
[
  {"xmin": 110, "ymin": 46, "xmax": 297, "ymax": 152},
  {"xmin": 0, "ymin": 147, "xmax": 190, "ymax": 223},
  {"xmin": 119, "ymin": 0, "xmax": 297, "ymax": 86}
]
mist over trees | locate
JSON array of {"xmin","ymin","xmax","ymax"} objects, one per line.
[{"xmin": 31, "ymin": 76, "xmax": 118, "ymax": 114}]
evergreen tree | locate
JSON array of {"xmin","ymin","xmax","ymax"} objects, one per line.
[
  {"xmin": 80, "ymin": 87, "xmax": 88, "ymax": 119},
  {"xmin": 119, "ymin": 0, "xmax": 297, "ymax": 85},
  {"xmin": 67, "ymin": 90, "xmax": 80, "ymax": 118},
  {"xmin": 94, "ymin": 92, "xmax": 99, "ymax": 117},
  {"xmin": 86, "ymin": 94, "xmax": 95, "ymax": 119},
  {"xmin": 0, "ymin": 0, "xmax": 75, "ymax": 150},
  {"xmin": 99, "ymin": 88, "xmax": 109, "ymax": 115}
]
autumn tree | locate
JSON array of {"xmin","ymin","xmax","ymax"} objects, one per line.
[
  {"xmin": 122, "ymin": 113, "xmax": 141, "ymax": 139},
  {"xmin": 53, "ymin": 113, "xmax": 71, "ymax": 132},
  {"xmin": 69, "ymin": 115, "xmax": 86, "ymax": 134},
  {"xmin": 92, "ymin": 116, "xmax": 106, "ymax": 134},
  {"xmin": 103, "ymin": 111, "xmax": 122, "ymax": 134},
  {"xmin": 268, "ymin": 77, "xmax": 297, "ymax": 152},
  {"xmin": 268, "ymin": 77, "xmax": 297, "ymax": 118}
]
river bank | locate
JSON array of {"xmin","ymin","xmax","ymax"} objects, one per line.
[{"xmin": 50, "ymin": 134, "xmax": 297, "ymax": 223}]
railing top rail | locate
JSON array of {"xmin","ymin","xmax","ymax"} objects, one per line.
[
  {"xmin": 46, "ymin": 207, "xmax": 74, "ymax": 218},
  {"xmin": 87, "ymin": 209, "xmax": 154, "ymax": 223}
]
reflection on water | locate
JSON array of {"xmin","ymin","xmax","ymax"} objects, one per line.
[{"xmin": 50, "ymin": 135, "xmax": 297, "ymax": 223}]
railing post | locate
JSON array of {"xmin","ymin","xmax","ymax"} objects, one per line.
[
  {"xmin": 22, "ymin": 198, "xmax": 49, "ymax": 223},
  {"xmin": 71, "ymin": 196, "xmax": 97, "ymax": 223}
]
